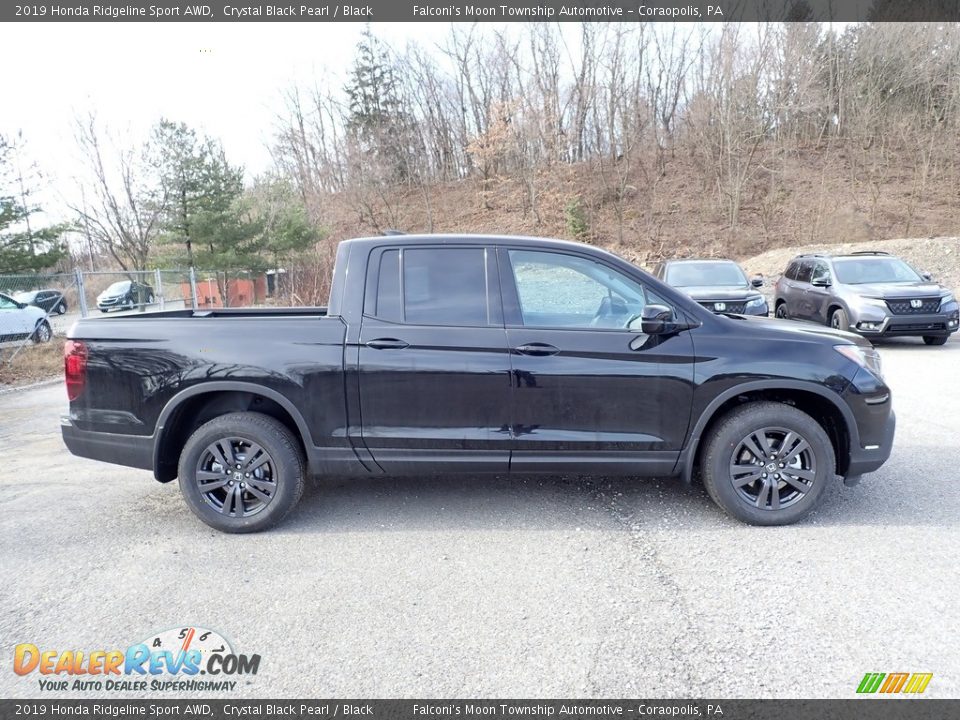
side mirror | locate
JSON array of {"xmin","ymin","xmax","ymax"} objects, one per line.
[
  {"xmin": 751, "ymin": 274, "xmax": 764, "ymax": 288},
  {"xmin": 634, "ymin": 304, "xmax": 674, "ymax": 334},
  {"xmin": 811, "ymin": 276, "xmax": 831, "ymax": 288},
  {"xmin": 922, "ymin": 271, "xmax": 933, "ymax": 281}
]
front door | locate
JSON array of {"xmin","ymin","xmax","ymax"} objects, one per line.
[
  {"xmin": 498, "ymin": 248, "xmax": 696, "ymax": 476},
  {"xmin": 357, "ymin": 245, "xmax": 512, "ymax": 473},
  {"xmin": 806, "ymin": 260, "xmax": 833, "ymax": 323}
]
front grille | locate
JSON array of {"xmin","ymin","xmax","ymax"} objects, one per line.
[
  {"xmin": 699, "ymin": 301, "xmax": 746, "ymax": 314},
  {"xmin": 889, "ymin": 322, "xmax": 946, "ymax": 332},
  {"xmin": 886, "ymin": 298, "xmax": 940, "ymax": 314}
]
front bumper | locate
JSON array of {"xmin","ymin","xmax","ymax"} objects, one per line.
[
  {"xmin": 61, "ymin": 415, "xmax": 154, "ymax": 472},
  {"xmin": 846, "ymin": 408, "xmax": 896, "ymax": 479},
  {"xmin": 851, "ymin": 309, "xmax": 959, "ymax": 338}
]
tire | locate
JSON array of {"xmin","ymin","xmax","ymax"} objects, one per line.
[
  {"xmin": 124, "ymin": 298, "xmax": 134, "ymax": 311},
  {"xmin": 829, "ymin": 308, "xmax": 849, "ymax": 332},
  {"xmin": 701, "ymin": 401, "xmax": 836, "ymax": 526},
  {"xmin": 32, "ymin": 320, "xmax": 52, "ymax": 344},
  {"xmin": 100, "ymin": 308, "xmax": 109, "ymax": 313},
  {"xmin": 146, "ymin": 293, "xmax": 155, "ymax": 304},
  {"xmin": 178, "ymin": 412, "xmax": 305, "ymax": 533},
  {"xmin": 774, "ymin": 302, "xmax": 788, "ymax": 319},
  {"xmin": 923, "ymin": 335, "xmax": 948, "ymax": 346},
  {"xmin": 56, "ymin": 301, "xmax": 67, "ymax": 315}
]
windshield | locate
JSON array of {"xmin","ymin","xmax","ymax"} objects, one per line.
[
  {"xmin": 833, "ymin": 257, "xmax": 923, "ymax": 285},
  {"xmin": 105, "ymin": 281, "xmax": 130, "ymax": 294},
  {"xmin": 665, "ymin": 261, "xmax": 747, "ymax": 288}
]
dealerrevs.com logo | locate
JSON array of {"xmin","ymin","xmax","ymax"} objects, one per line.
[{"xmin": 14, "ymin": 626, "xmax": 260, "ymax": 693}]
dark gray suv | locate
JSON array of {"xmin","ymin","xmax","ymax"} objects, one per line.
[
  {"xmin": 653, "ymin": 259, "xmax": 768, "ymax": 316},
  {"xmin": 774, "ymin": 251, "xmax": 959, "ymax": 345}
]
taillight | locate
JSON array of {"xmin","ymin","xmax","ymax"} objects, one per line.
[{"xmin": 64, "ymin": 340, "xmax": 88, "ymax": 401}]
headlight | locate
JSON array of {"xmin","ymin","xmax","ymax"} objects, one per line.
[
  {"xmin": 859, "ymin": 297, "xmax": 888, "ymax": 309},
  {"xmin": 745, "ymin": 295, "xmax": 766, "ymax": 309},
  {"xmin": 835, "ymin": 344, "xmax": 883, "ymax": 379},
  {"xmin": 941, "ymin": 293, "xmax": 955, "ymax": 306}
]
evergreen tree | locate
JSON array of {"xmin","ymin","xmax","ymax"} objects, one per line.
[
  {"xmin": 344, "ymin": 25, "xmax": 412, "ymax": 182},
  {"xmin": 0, "ymin": 135, "xmax": 67, "ymax": 274},
  {"xmin": 150, "ymin": 120, "xmax": 247, "ymax": 267}
]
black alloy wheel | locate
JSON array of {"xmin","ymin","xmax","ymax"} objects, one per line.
[
  {"xmin": 178, "ymin": 412, "xmax": 305, "ymax": 533},
  {"xmin": 195, "ymin": 436, "xmax": 278, "ymax": 518},
  {"xmin": 729, "ymin": 427, "xmax": 816, "ymax": 511},
  {"xmin": 701, "ymin": 401, "xmax": 835, "ymax": 525}
]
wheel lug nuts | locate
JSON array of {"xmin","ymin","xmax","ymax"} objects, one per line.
[
  {"xmin": 762, "ymin": 473, "xmax": 767, "ymax": 478},
  {"xmin": 779, "ymin": 463, "xmax": 785, "ymax": 468},
  {"xmin": 245, "ymin": 473, "xmax": 250, "ymax": 477},
  {"xmin": 236, "ymin": 464, "xmax": 241, "ymax": 469},
  {"xmin": 240, "ymin": 483, "xmax": 246, "ymax": 488}
]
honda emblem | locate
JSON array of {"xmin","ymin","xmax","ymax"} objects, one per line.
[
  {"xmin": 714, "ymin": 302, "xmax": 726, "ymax": 311},
  {"xmin": 910, "ymin": 299, "xmax": 923, "ymax": 309}
]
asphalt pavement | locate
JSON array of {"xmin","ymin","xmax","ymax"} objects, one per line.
[{"xmin": 1, "ymin": 335, "xmax": 957, "ymax": 699}]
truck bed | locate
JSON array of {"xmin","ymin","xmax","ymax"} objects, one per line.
[{"xmin": 91, "ymin": 306, "xmax": 328, "ymax": 319}]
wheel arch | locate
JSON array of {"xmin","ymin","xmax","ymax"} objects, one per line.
[
  {"xmin": 679, "ymin": 380, "xmax": 858, "ymax": 482},
  {"xmin": 827, "ymin": 303, "xmax": 848, "ymax": 322},
  {"xmin": 153, "ymin": 382, "xmax": 312, "ymax": 482}
]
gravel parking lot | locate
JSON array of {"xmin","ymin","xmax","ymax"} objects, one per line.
[{"xmin": 1, "ymin": 334, "xmax": 957, "ymax": 699}]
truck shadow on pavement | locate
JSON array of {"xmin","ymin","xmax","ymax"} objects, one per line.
[{"xmin": 266, "ymin": 458, "xmax": 953, "ymax": 533}]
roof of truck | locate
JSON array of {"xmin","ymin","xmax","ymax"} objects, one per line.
[{"xmin": 344, "ymin": 233, "xmax": 598, "ymax": 251}]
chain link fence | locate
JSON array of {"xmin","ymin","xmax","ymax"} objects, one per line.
[
  {"xmin": 1, "ymin": 266, "xmax": 326, "ymax": 368},
  {"xmin": 0, "ymin": 271, "xmax": 81, "ymax": 367}
]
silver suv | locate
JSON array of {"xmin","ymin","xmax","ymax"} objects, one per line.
[{"xmin": 774, "ymin": 251, "xmax": 959, "ymax": 345}]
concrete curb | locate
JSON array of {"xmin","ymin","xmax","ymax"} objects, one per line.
[{"xmin": 0, "ymin": 376, "xmax": 61, "ymax": 395}]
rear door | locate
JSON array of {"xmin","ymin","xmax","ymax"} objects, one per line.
[
  {"xmin": 356, "ymin": 244, "xmax": 512, "ymax": 473},
  {"xmin": 792, "ymin": 260, "xmax": 815, "ymax": 319},
  {"xmin": 498, "ymin": 247, "xmax": 696, "ymax": 476}
]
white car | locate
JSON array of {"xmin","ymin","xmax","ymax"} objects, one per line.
[{"xmin": 0, "ymin": 292, "xmax": 52, "ymax": 343}]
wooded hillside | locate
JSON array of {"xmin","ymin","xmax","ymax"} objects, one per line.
[{"xmin": 273, "ymin": 22, "xmax": 960, "ymax": 270}]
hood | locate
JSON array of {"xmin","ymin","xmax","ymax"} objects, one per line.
[
  {"xmin": 680, "ymin": 286, "xmax": 755, "ymax": 302},
  {"xmin": 847, "ymin": 281, "xmax": 944, "ymax": 299},
  {"xmin": 727, "ymin": 313, "xmax": 871, "ymax": 348}
]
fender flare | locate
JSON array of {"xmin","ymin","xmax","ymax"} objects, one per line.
[
  {"xmin": 677, "ymin": 378, "xmax": 859, "ymax": 482},
  {"xmin": 152, "ymin": 381, "xmax": 314, "ymax": 472}
]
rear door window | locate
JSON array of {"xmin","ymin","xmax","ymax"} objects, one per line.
[{"xmin": 368, "ymin": 246, "xmax": 497, "ymax": 327}]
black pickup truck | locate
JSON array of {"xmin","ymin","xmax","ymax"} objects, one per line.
[{"xmin": 62, "ymin": 235, "xmax": 895, "ymax": 532}]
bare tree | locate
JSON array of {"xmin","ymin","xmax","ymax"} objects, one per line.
[{"xmin": 72, "ymin": 114, "xmax": 166, "ymax": 271}]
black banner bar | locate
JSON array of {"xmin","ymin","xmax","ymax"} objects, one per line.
[
  {"xmin": 4, "ymin": 0, "xmax": 960, "ymax": 23},
  {"xmin": 0, "ymin": 700, "xmax": 955, "ymax": 720}
]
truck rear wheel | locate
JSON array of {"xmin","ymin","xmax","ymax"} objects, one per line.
[
  {"xmin": 178, "ymin": 412, "xmax": 305, "ymax": 533},
  {"xmin": 701, "ymin": 402, "xmax": 835, "ymax": 526}
]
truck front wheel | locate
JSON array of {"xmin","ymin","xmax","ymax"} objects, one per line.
[
  {"xmin": 178, "ymin": 412, "xmax": 305, "ymax": 533},
  {"xmin": 701, "ymin": 402, "xmax": 835, "ymax": 526}
]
